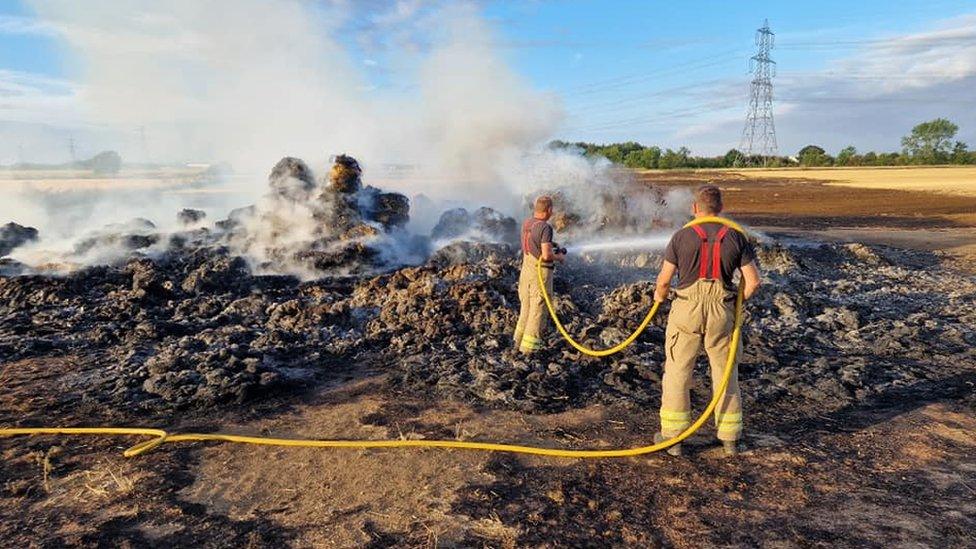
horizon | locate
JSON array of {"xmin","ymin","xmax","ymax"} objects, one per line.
[{"xmin": 1, "ymin": 1, "xmax": 974, "ymax": 165}]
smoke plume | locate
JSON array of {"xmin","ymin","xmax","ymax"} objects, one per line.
[{"xmin": 8, "ymin": 1, "xmax": 687, "ymax": 272}]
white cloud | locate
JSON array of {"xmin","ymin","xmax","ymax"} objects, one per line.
[{"xmin": 666, "ymin": 13, "xmax": 976, "ymax": 155}]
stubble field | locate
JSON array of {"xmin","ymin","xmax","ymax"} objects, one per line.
[{"xmin": 1, "ymin": 165, "xmax": 975, "ymax": 547}]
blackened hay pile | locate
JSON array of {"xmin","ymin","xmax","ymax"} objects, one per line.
[{"xmin": 1, "ymin": 157, "xmax": 974, "ymax": 424}]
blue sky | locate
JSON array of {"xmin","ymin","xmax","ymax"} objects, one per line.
[
  {"xmin": 2, "ymin": 0, "xmax": 975, "ymax": 163},
  {"xmin": 481, "ymin": 0, "xmax": 976, "ymax": 154}
]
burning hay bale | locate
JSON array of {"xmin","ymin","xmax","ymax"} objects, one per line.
[
  {"xmin": 549, "ymin": 211, "xmax": 581, "ymax": 233},
  {"xmin": 293, "ymin": 242, "xmax": 380, "ymax": 272},
  {"xmin": 317, "ymin": 154, "xmax": 410, "ymax": 233},
  {"xmin": 0, "ymin": 222, "xmax": 39, "ymax": 257},
  {"xmin": 327, "ymin": 154, "xmax": 362, "ymax": 193},
  {"xmin": 535, "ymin": 180, "xmax": 681, "ymax": 237},
  {"xmin": 269, "ymin": 156, "xmax": 317, "ymax": 201},
  {"xmin": 359, "ymin": 187, "xmax": 410, "ymax": 229},
  {"xmin": 73, "ymin": 219, "xmax": 160, "ymax": 257},
  {"xmin": 431, "ymin": 207, "xmax": 518, "ymax": 244},
  {"xmin": 216, "ymin": 154, "xmax": 419, "ymax": 277},
  {"xmin": 177, "ymin": 209, "xmax": 207, "ymax": 226},
  {"xmin": 215, "ymin": 206, "xmax": 256, "ymax": 233}
]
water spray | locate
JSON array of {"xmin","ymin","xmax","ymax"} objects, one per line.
[{"xmin": 566, "ymin": 233, "xmax": 672, "ymax": 254}]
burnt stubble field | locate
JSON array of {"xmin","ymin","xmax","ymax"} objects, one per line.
[{"xmin": 2, "ymin": 167, "xmax": 976, "ymax": 547}]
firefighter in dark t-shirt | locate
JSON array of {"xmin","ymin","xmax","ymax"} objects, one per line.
[
  {"xmin": 653, "ymin": 185, "xmax": 762, "ymax": 456},
  {"xmin": 514, "ymin": 196, "xmax": 566, "ymax": 354}
]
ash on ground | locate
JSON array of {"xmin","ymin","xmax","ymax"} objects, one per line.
[
  {"xmin": 1, "ymin": 171, "xmax": 974, "ymax": 422},
  {"xmin": 2, "ymin": 155, "xmax": 975, "ymax": 422}
]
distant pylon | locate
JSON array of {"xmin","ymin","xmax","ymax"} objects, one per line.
[
  {"xmin": 69, "ymin": 136, "xmax": 77, "ymax": 163},
  {"xmin": 737, "ymin": 19, "xmax": 778, "ymax": 166}
]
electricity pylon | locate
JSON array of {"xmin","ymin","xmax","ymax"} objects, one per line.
[{"xmin": 737, "ymin": 19, "xmax": 778, "ymax": 167}]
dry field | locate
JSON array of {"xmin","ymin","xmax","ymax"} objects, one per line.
[
  {"xmin": 634, "ymin": 165, "xmax": 976, "ymax": 269},
  {"xmin": 2, "ymin": 164, "xmax": 975, "ymax": 547},
  {"xmin": 732, "ymin": 166, "xmax": 976, "ymax": 197},
  {"xmin": 0, "ymin": 167, "xmax": 210, "ymax": 192}
]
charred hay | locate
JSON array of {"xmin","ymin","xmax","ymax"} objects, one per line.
[
  {"xmin": 2, "ymin": 155, "xmax": 973, "ymax": 419},
  {"xmin": 1, "ymin": 235, "xmax": 973, "ymax": 418},
  {"xmin": 0, "ymin": 222, "xmax": 38, "ymax": 257}
]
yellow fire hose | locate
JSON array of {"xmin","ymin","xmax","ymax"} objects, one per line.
[
  {"xmin": 0, "ymin": 217, "xmax": 746, "ymax": 459},
  {"xmin": 538, "ymin": 215, "xmax": 746, "ymax": 357}
]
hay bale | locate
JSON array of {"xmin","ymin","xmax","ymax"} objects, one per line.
[
  {"xmin": 268, "ymin": 157, "xmax": 316, "ymax": 201},
  {"xmin": 328, "ymin": 154, "xmax": 362, "ymax": 193}
]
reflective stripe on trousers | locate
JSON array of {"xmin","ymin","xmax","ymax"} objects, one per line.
[
  {"xmin": 514, "ymin": 254, "xmax": 554, "ymax": 354},
  {"xmin": 660, "ymin": 279, "xmax": 744, "ymax": 441}
]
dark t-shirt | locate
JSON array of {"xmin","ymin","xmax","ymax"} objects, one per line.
[
  {"xmin": 521, "ymin": 217, "xmax": 554, "ymax": 259},
  {"xmin": 664, "ymin": 222, "xmax": 756, "ymax": 290}
]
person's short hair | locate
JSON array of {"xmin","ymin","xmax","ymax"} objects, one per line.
[
  {"xmin": 534, "ymin": 195, "xmax": 553, "ymax": 214},
  {"xmin": 695, "ymin": 184, "xmax": 723, "ymax": 215}
]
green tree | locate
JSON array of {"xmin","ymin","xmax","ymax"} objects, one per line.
[
  {"xmin": 639, "ymin": 146, "xmax": 661, "ymax": 169},
  {"xmin": 836, "ymin": 146, "xmax": 858, "ymax": 166},
  {"xmin": 797, "ymin": 145, "xmax": 832, "ymax": 167},
  {"xmin": 951, "ymin": 141, "xmax": 971, "ymax": 165},
  {"xmin": 797, "ymin": 145, "xmax": 824, "ymax": 157},
  {"xmin": 602, "ymin": 145, "xmax": 624, "ymax": 164},
  {"xmin": 622, "ymin": 150, "xmax": 645, "ymax": 168},
  {"xmin": 878, "ymin": 152, "xmax": 901, "ymax": 166},
  {"xmin": 618, "ymin": 141, "xmax": 644, "ymax": 157},
  {"xmin": 723, "ymin": 149, "xmax": 744, "ymax": 167},
  {"xmin": 658, "ymin": 147, "xmax": 690, "ymax": 169},
  {"xmin": 862, "ymin": 151, "xmax": 878, "ymax": 165},
  {"xmin": 901, "ymin": 118, "xmax": 958, "ymax": 164}
]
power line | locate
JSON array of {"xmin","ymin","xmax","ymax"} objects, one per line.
[
  {"xmin": 564, "ymin": 49, "xmax": 744, "ymax": 96},
  {"xmin": 567, "ymin": 98, "xmax": 740, "ymax": 133},
  {"xmin": 566, "ymin": 77, "xmax": 727, "ymax": 118},
  {"xmin": 737, "ymin": 19, "xmax": 778, "ymax": 166}
]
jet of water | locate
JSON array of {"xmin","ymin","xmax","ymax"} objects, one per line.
[{"xmin": 567, "ymin": 233, "xmax": 672, "ymax": 254}]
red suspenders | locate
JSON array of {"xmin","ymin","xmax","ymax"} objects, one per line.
[
  {"xmin": 522, "ymin": 219, "xmax": 543, "ymax": 256},
  {"xmin": 690, "ymin": 224, "xmax": 730, "ymax": 280}
]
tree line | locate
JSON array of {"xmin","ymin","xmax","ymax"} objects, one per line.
[{"xmin": 552, "ymin": 118, "xmax": 976, "ymax": 169}]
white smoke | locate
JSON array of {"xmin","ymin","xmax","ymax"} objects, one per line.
[
  {"xmin": 7, "ymin": 0, "xmax": 687, "ymax": 272},
  {"xmin": 22, "ymin": 1, "xmax": 562, "ymax": 188},
  {"xmin": 24, "ymin": 1, "xmax": 372, "ymax": 171}
]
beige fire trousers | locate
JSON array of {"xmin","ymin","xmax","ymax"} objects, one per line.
[
  {"xmin": 660, "ymin": 279, "xmax": 743, "ymax": 441},
  {"xmin": 514, "ymin": 254, "xmax": 554, "ymax": 354}
]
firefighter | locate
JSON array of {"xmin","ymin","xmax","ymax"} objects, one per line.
[
  {"xmin": 514, "ymin": 195, "xmax": 566, "ymax": 355},
  {"xmin": 653, "ymin": 185, "xmax": 762, "ymax": 456}
]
